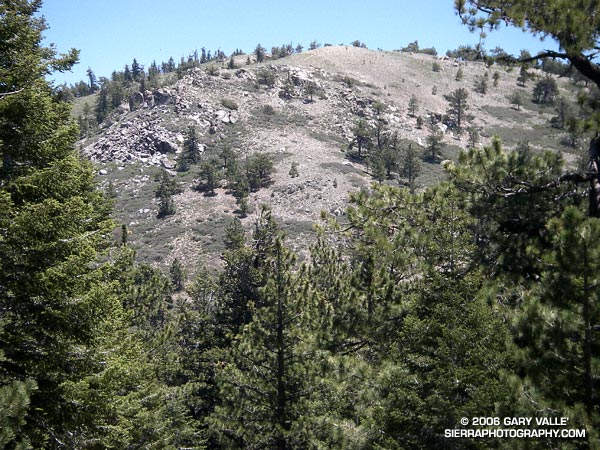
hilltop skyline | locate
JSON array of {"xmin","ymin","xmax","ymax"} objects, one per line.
[{"xmin": 41, "ymin": 0, "xmax": 558, "ymax": 85}]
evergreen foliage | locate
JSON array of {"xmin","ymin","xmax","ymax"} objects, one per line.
[
  {"xmin": 170, "ymin": 258, "xmax": 186, "ymax": 291},
  {"xmin": 408, "ymin": 94, "xmax": 418, "ymax": 117},
  {"xmin": 156, "ymin": 167, "xmax": 177, "ymax": 217},
  {"xmin": 445, "ymin": 87, "xmax": 469, "ymax": 131},
  {"xmin": 350, "ymin": 119, "xmax": 373, "ymax": 159},
  {"xmin": 212, "ymin": 214, "xmax": 320, "ymax": 449},
  {"xmin": 425, "ymin": 128, "xmax": 444, "ymax": 162},
  {"xmin": 509, "ymin": 89, "xmax": 525, "ymax": 110},
  {"xmin": 7, "ymin": 1, "xmax": 600, "ymax": 448},
  {"xmin": 474, "ymin": 73, "xmax": 489, "ymax": 94},
  {"xmin": 517, "ymin": 65, "xmax": 530, "ymax": 86},
  {"xmin": 533, "ymin": 76, "xmax": 559, "ymax": 104},
  {"xmin": 455, "ymin": 66, "xmax": 464, "ymax": 81},
  {"xmin": 198, "ymin": 158, "xmax": 221, "ymax": 196},
  {"xmin": 400, "ymin": 143, "xmax": 421, "ymax": 192},
  {"xmin": 254, "ymin": 44, "xmax": 266, "ymax": 63}
]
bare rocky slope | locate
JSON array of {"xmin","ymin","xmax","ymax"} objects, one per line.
[{"xmin": 79, "ymin": 46, "xmax": 578, "ymax": 271}]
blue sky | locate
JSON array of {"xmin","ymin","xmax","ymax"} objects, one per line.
[{"xmin": 40, "ymin": 0, "xmax": 558, "ymax": 85}]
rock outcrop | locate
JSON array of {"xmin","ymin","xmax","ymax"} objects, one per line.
[{"xmin": 83, "ymin": 118, "xmax": 181, "ymax": 164}]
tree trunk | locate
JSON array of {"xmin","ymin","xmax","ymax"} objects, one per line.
[
  {"xmin": 588, "ymin": 136, "xmax": 600, "ymax": 218},
  {"xmin": 582, "ymin": 243, "xmax": 594, "ymax": 416},
  {"xmin": 275, "ymin": 245, "xmax": 288, "ymax": 450}
]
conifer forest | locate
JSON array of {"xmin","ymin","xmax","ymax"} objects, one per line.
[{"xmin": 0, "ymin": 0, "xmax": 599, "ymax": 448}]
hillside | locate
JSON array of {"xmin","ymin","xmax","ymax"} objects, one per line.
[{"xmin": 78, "ymin": 46, "xmax": 580, "ymax": 270}]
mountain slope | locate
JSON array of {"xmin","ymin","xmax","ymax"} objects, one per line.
[{"xmin": 78, "ymin": 46, "xmax": 579, "ymax": 269}]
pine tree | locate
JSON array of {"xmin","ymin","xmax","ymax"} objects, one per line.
[
  {"xmin": 123, "ymin": 64, "xmax": 132, "ymax": 82},
  {"xmin": 97, "ymin": 247, "xmax": 203, "ymax": 448},
  {"xmin": 474, "ymin": 74, "xmax": 488, "ymax": 94},
  {"xmin": 551, "ymin": 95, "xmax": 576, "ymax": 129},
  {"xmin": 532, "ymin": 76, "xmax": 558, "ymax": 104},
  {"xmin": 215, "ymin": 207, "xmax": 280, "ymax": 338},
  {"xmin": 425, "ymin": 129, "xmax": 444, "ymax": 162},
  {"xmin": 0, "ymin": 1, "xmax": 135, "ymax": 446},
  {"xmin": 148, "ymin": 59, "xmax": 160, "ymax": 79},
  {"xmin": 304, "ymin": 81, "xmax": 317, "ymax": 102},
  {"xmin": 445, "ymin": 87, "xmax": 469, "ymax": 131},
  {"xmin": 350, "ymin": 119, "xmax": 373, "ymax": 159},
  {"xmin": 408, "ymin": 94, "xmax": 418, "ymax": 117},
  {"xmin": 170, "ymin": 258, "xmax": 185, "ymax": 291},
  {"xmin": 86, "ymin": 67, "xmax": 97, "ymax": 93},
  {"xmin": 236, "ymin": 195, "xmax": 249, "ymax": 218},
  {"xmin": 156, "ymin": 167, "xmax": 177, "ymax": 217},
  {"xmin": 212, "ymin": 217, "xmax": 320, "ymax": 449},
  {"xmin": 131, "ymin": 58, "xmax": 141, "ymax": 81},
  {"xmin": 509, "ymin": 89, "xmax": 525, "ymax": 110},
  {"xmin": 467, "ymin": 125, "xmax": 479, "ymax": 148},
  {"xmin": 307, "ymin": 182, "xmax": 512, "ymax": 448},
  {"xmin": 217, "ymin": 146, "xmax": 234, "ymax": 171},
  {"xmin": 401, "ymin": 143, "xmax": 421, "ymax": 192},
  {"xmin": 255, "ymin": 43, "xmax": 266, "ymax": 63},
  {"xmin": 517, "ymin": 65, "xmax": 529, "ymax": 86},
  {"xmin": 517, "ymin": 207, "xmax": 600, "ymax": 440},
  {"xmin": 177, "ymin": 125, "xmax": 200, "ymax": 171},
  {"xmin": 199, "ymin": 158, "xmax": 220, "ymax": 196},
  {"xmin": 445, "ymin": 140, "xmax": 599, "ymax": 443},
  {"xmin": 246, "ymin": 153, "xmax": 274, "ymax": 190},
  {"xmin": 224, "ymin": 217, "xmax": 246, "ymax": 250},
  {"xmin": 416, "ymin": 115, "xmax": 424, "ymax": 129}
]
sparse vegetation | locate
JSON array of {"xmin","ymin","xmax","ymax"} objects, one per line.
[
  {"xmin": 408, "ymin": 94, "xmax": 419, "ymax": 117},
  {"xmin": 156, "ymin": 167, "xmax": 178, "ymax": 217},
  {"xmin": 262, "ymin": 104, "xmax": 276, "ymax": 115},
  {"xmin": 455, "ymin": 67, "xmax": 464, "ymax": 81},
  {"xmin": 509, "ymin": 89, "xmax": 526, "ymax": 110},
  {"xmin": 533, "ymin": 76, "xmax": 559, "ymax": 105},
  {"xmin": 221, "ymin": 98, "xmax": 239, "ymax": 110},
  {"xmin": 474, "ymin": 73, "xmax": 489, "ymax": 94},
  {"xmin": 445, "ymin": 87, "xmax": 469, "ymax": 131},
  {"xmin": 425, "ymin": 128, "xmax": 444, "ymax": 162}
]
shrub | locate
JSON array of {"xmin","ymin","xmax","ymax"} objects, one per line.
[
  {"xmin": 246, "ymin": 153, "xmax": 274, "ymax": 190},
  {"xmin": 416, "ymin": 115, "xmax": 424, "ymax": 129},
  {"xmin": 262, "ymin": 104, "xmax": 275, "ymax": 115},
  {"xmin": 532, "ymin": 77, "xmax": 558, "ymax": 104},
  {"xmin": 257, "ymin": 69, "xmax": 276, "ymax": 87},
  {"xmin": 474, "ymin": 75, "xmax": 488, "ymax": 94},
  {"xmin": 206, "ymin": 66, "xmax": 219, "ymax": 76},
  {"xmin": 221, "ymin": 98, "xmax": 239, "ymax": 110},
  {"xmin": 289, "ymin": 161, "xmax": 299, "ymax": 178}
]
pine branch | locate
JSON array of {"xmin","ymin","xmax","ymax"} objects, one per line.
[
  {"xmin": 0, "ymin": 88, "xmax": 24, "ymax": 99},
  {"xmin": 492, "ymin": 172, "xmax": 594, "ymax": 198}
]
